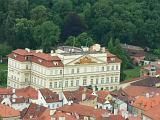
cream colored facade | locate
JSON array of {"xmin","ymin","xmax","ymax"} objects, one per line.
[{"xmin": 7, "ymin": 46, "xmax": 121, "ymax": 92}]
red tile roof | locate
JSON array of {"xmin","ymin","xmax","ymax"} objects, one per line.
[
  {"xmin": 132, "ymin": 94, "xmax": 160, "ymax": 111},
  {"xmin": 57, "ymin": 103, "xmax": 108, "ymax": 120},
  {"xmin": 97, "ymin": 90, "xmax": 110, "ymax": 98},
  {"xmin": 8, "ymin": 49, "xmax": 63, "ymax": 67},
  {"xmin": 53, "ymin": 111, "xmax": 76, "ymax": 120},
  {"xmin": 21, "ymin": 103, "xmax": 50, "ymax": 120},
  {"xmin": 0, "ymin": 104, "xmax": 20, "ymax": 117},
  {"xmin": 39, "ymin": 88, "xmax": 61, "ymax": 103},
  {"xmin": 143, "ymin": 105, "xmax": 160, "ymax": 120},
  {"xmin": 0, "ymin": 87, "xmax": 13, "ymax": 95},
  {"xmin": 16, "ymin": 86, "xmax": 38, "ymax": 99},
  {"xmin": 122, "ymin": 86, "xmax": 159, "ymax": 98},
  {"xmin": 107, "ymin": 115, "xmax": 125, "ymax": 120},
  {"xmin": 63, "ymin": 87, "xmax": 93, "ymax": 103}
]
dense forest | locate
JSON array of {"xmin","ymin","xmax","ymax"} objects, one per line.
[{"xmin": 0, "ymin": 0, "xmax": 160, "ymax": 82}]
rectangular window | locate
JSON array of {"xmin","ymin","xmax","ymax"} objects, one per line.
[
  {"xmin": 101, "ymin": 67, "xmax": 105, "ymax": 71},
  {"xmin": 54, "ymin": 82, "xmax": 57, "ymax": 88},
  {"xmin": 115, "ymin": 77, "xmax": 118, "ymax": 82},
  {"xmin": 90, "ymin": 79, "xmax": 93, "ymax": 85},
  {"xmin": 111, "ymin": 77, "xmax": 114, "ymax": 83},
  {"xmin": 49, "ymin": 82, "xmax": 52, "ymax": 88},
  {"xmin": 60, "ymin": 70, "xmax": 62, "ymax": 74},
  {"xmin": 106, "ymin": 77, "xmax": 109, "ymax": 83},
  {"xmin": 59, "ymin": 81, "xmax": 62, "ymax": 88},
  {"xmin": 77, "ymin": 68, "xmax": 80, "ymax": 73},
  {"xmin": 83, "ymin": 79, "xmax": 87, "ymax": 86},
  {"xmin": 107, "ymin": 66, "xmax": 110, "ymax": 71},
  {"xmin": 71, "ymin": 69, "xmax": 74, "ymax": 74},
  {"xmin": 101, "ymin": 78, "xmax": 104, "ymax": 84},
  {"xmin": 116, "ymin": 65, "xmax": 119, "ymax": 70},
  {"xmin": 111, "ymin": 66, "xmax": 114, "ymax": 70},
  {"xmin": 65, "ymin": 81, "xmax": 68, "ymax": 87},
  {"xmin": 96, "ymin": 78, "xmax": 99, "ymax": 84},
  {"xmin": 76, "ymin": 80, "xmax": 79, "ymax": 86},
  {"xmin": 71, "ymin": 80, "xmax": 74, "ymax": 87}
]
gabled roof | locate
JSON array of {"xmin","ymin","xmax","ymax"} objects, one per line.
[
  {"xmin": 143, "ymin": 105, "xmax": 160, "ymax": 120},
  {"xmin": 57, "ymin": 103, "xmax": 108, "ymax": 120},
  {"xmin": 0, "ymin": 87, "xmax": 13, "ymax": 95},
  {"xmin": 16, "ymin": 86, "xmax": 38, "ymax": 99},
  {"xmin": 53, "ymin": 111, "xmax": 76, "ymax": 120},
  {"xmin": 131, "ymin": 77, "xmax": 160, "ymax": 87},
  {"xmin": 39, "ymin": 88, "xmax": 61, "ymax": 103},
  {"xmin": 0, "ymin": 104, "xmax": 20, "ymax": 117},
  {"xmin": 132, "ymin": 94, "xmax": 160, "ymax": 111},
  {"xmin": 21, "ymin": 103, "xmax": 50, "ymax": 120},
  {"xmin": 8, "ymin": 49, "xmax": 63, "ymax": 67}
]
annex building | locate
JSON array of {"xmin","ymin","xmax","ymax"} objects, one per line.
[{"xmin": 7, "ymin": 44, "xmax": 121, "ymax": 91}]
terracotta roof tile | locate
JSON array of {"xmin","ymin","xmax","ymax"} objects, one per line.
[
  {"xmin": 8, "ymin": 49, "xmax": 63, "ymax": 67},
  {"xmin": 39, "ymin": 88, "xmax": 61, "ymax": 103},
  {"xmin": 53, "ymin": 111, "xmax": 76, "ymax": 120},
  {"xmin": 0, "ymin": 104, "xmax": 20, "ymax": 117},
  {"xmin": 16, "ymin": 86, "xmax": 38, "ymax": 99},
  {"xmin": 143, "ymin": 105, "xmax": 160, "ymax": 120},
  {"xmin": 0, "ymin": 87, "xmax": 13, "ymax": 95},
  {"xmin": 57, "ymin": 103, "xmax": 108, "ymax": 120},
  {"xmin": 21, "ymin": 103, "xmax": 50, "ymax": 120},
  {"xmin": 96, "ymin": 90, "xmax": 110, "ymax": 98}
]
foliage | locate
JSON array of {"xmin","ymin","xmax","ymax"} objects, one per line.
[
  {"xmin": 65, "ymin": 32, "xmax": 94, "ymax": 47},
  {"xmin": 0, "ymin": 44, "xmax": 12, "ymax": 57},
  {"xmin": 0, "ymin": 0, "xmax": 160, "ymax": 59},
  {"xmin": 0, "ymin": 64, "xmax": 7, "ymax": 87},
  {"xmin": 33, "ymin": 21, "xmax": 60, "ymax": 52}
]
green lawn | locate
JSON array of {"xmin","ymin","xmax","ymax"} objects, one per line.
[{"xmin": 123, "ymin": 66, "xmax": 140, "ymax": 80}]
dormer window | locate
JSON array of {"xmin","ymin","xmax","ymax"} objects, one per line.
[
  {"xmin": 111, "ymin": 58, "xmax": 115, "ymax": 62},
  {"xmin": 38, "ymin": 59, "xmax": 42, "ymax": 63},
  {"xmin": 53, "ymin": 61, "xmax": 58, "ymax": 66},
  {"xmin": 14, "ymin": 54, "xmax": 17, "ymax": 58}
]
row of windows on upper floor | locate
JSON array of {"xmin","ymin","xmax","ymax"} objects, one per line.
[
  {"xmin": 48, "ymin": 76, "xmax": 119, "ymax": 89},
  {"xmin": 32, "ymin": 65, "xmax": 120, "ymax": 75}
]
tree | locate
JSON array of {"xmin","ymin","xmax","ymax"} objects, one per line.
[
  {"xmin": 0, "ymin": 43, "xmax": 12, "ymax": 57},
  {"xmin": 52, "ymin": 0, "xmax": 73, "ymax": 17},
  {"xmin": 76, "ymin": 32, "xmax": 94, "ymax": 47},
  {"xmin": 14, "ymin": 18, "xmax": 35, "ymax": 48},
  {"xmin": 61, "ymin": 13, "xmax": 87, "ymax": 40},
  {"xmin": 33, "ymin": 21, "xmax": 60, "ymax": 52},
  {"xmin": 30, "ymin": 5, "xmax": 49, "ymax": 25},
  {"xmin": 65, "ymin": 32, "xmax": 94, "ymax": 47}
]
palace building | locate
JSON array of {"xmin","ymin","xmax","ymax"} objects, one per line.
[{"xmin": 7, "ymin": 44, "xmax": 121, "ymax": 91}]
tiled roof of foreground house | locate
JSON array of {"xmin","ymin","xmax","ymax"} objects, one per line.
[
  {"xmin": 143, "ymin": 104, "xmax": 160, "ymax": 120},
  {"xmin": 16, "ymin": 86, "xmax": 38, "ymax": 99},
  {"xmin": 111, "ymin": 86, "xmax": 160, "ymax": 103},
  {"xmin": 57, "ymin": 103, "xmax": 109, "ymax": 120},
  {"xmin": 0, "ymin": 104, "xmax": 20, "ymax": 118},
  {"xmin": 0, "ymin": 87, "xmax": 13, "ymax": 95},
  {"xmin": 21, "ymin": 103, "xmax": 50, "ymax": 120},
  {"xmin": 53, "ymin": 111, "xmax": 77, "ymax": 120},
  {"xmin": 131, "ymin": 93, "xmax": 160, "ymax": 111},
  {"xmin": 39, "ymin": 88, "xmax": 62, "ymax": 103},
  {"xmin": 8, "ymin": 49, "xmax": 63, "ymax": 67},
  {"xmin": 63, "ymin": 87, "xmax": 93, "ymax": 103}
]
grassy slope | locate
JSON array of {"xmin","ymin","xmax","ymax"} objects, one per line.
[{"xmin": 123, "ymin": 66, "xmax": 140, "ymax": 80}]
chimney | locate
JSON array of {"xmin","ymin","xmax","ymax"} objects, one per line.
[
  {"xmin": 82, "ymin": 92, "xmax": 86, "ymax": 101},
  {"xmin": 25, "ymin": 48, "xmax": 30, "ymax": 52},
  {"xmin": 146, "ymin": 93, "xmax": 150, "ymax": 98},
  {"xmin": 101, "ymin": 112, "xmax": 110, "ymax": 120},
  {"xmin": 12, "ymin": 88, "xmax": 15, "ymax": 94},
  {"xmin": 36, "ymin": 49, "xmax": 43, "ymax": 53},
  {"xmin": 114, "ymin": 108, "xmax": 118, "ymax": 115}
]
